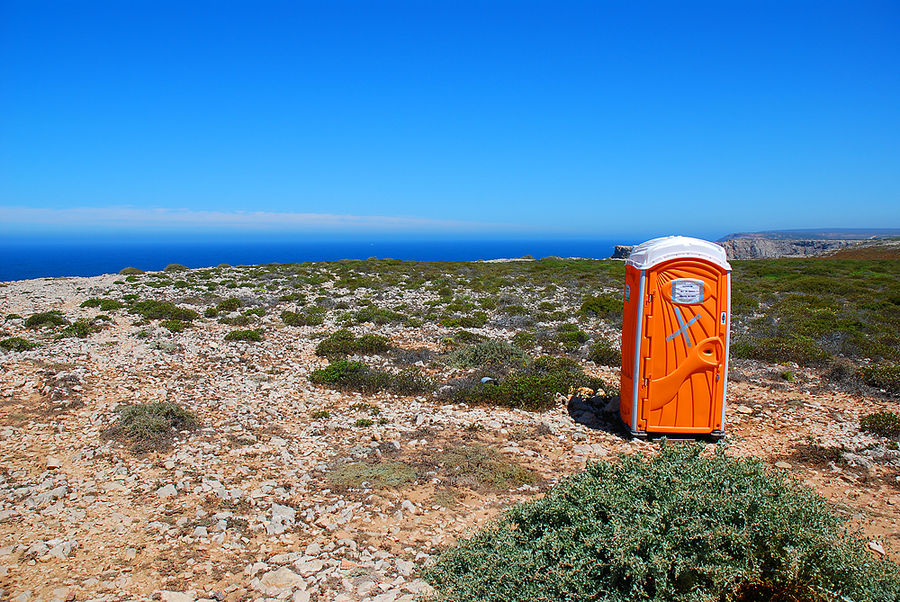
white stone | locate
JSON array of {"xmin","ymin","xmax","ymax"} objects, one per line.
[
  {"xmin": 869, "ymin": 540, "xmax": 886, "ymax": 556},
  {"xmin": 255, "ymin": 567, "xmax": 306, "ymax": 595},
  {"xmin": 157, "ymin": 484, "xmax": 178, "ymax": 498},
  {"xmin": 396, "ymin": 558, "xmax": 413, "ymax": 576},
  {"xmin": 159, "ymin": 592, "xmax": 194, "ymax": 602}
]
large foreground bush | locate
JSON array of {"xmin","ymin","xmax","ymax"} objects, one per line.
[{"xmin": 424, "ymin": 444, "xmax": 900, "ymax": 602}]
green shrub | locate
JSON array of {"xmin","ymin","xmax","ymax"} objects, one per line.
[
  {"xmin": 443, "ymin": 330, "xmax": 488, "ymax": 348},
  {"xmin": 354, "ymin": 306, "xmax": 405, "ymax": 325},
  {"xmin": 424, "ymin": 443, "xmax": 900, "ymax": 602},
  {"xmin": 355, "ymin": 418, "xmax": 374, "ymax": 427},
  {"xmin": 500, "ymin": 304, "xmax": 529, "ymax": 316},
  {"xmin": 579, "ymin": 293, "xmax": 621, "ymax": 319},
  {"xmin": 311, "ymin": 410, "xmax": 330, "ymax": 419},
  {"xmin": 453, "ymin": 363, "xmax": 608, "ymax": 411},
  {"xmin": 478, "ymin": 297, "xmax": 498, "ymax": 310},
  {"xmin": 511, "ymin": 331, "xmax": 535, "ymax": 349},
  {"xmin": 119, "ymin": 266, "xmax": 144, "ymax": 275},
  {"xmin": 309, "ymin": 359, "xmax": 432, "ymax": 395},
  {"xmin": 309, "ymin": 359, "xmax": 367, "ymax": 385},
  {"xmin": 860, "ymin": 411, "xmax": 900, "ymax": 438},
  {"xmin": 163, "ymin": 263, "xmax": 189, "ymax": 272},
  {"xmin": 556, "ymin": 323, "xmax": 589, "ymax": 351},
  {"xmin": 445, "ymin": 340, "xmax": 528, "ymax": 370},
  {"xmin": 218, "ymin": 315, "xmax": 253, "ymax": 326},
  {"xmin": 100, "ymin": 298, "xmax": 124, "ymax": 311},
  {"xmin": 0, "ymin": 337, "xmax": 38, "ymax": 352},
  {"xmin": 441, "ymin": 312, "xmax": 489, "ymax": 328},
  {"xmin": 224, "ymin": 329, "xmax": 263, "ymax": 342},
  {"xmin": 5, "ymin": 314, "xmax": 22, "ymax": 321},
  {"xmin": 731, "ymin": 335, "xmax": 829, "ymax": 365},
  {"xmin": 104, "ymin": 402, "xmax": 198, "ymax": 451},
  {"xmin": 130, "ymin": 300, "xmax": 199, "ymax": 322},
  {"xmin": 281, "ymin": 309, "xmax": 325, "ymax": 327},
  {"xmin": 315, "ymin": 329, "xmax": 392, "ymax": 357},
  {"xmin": 531, "ymin": 355, "xmax": 581, "ymax": 373},
  {"xmin": 204, "ymin": 307, "xmax": 218, "ymax": 318},
  {"xmin": 279, "ymin": 292, "xmax": 307, "ymax": 303},
  {"xmin": 81, "ymin": 298, "xmax": 124, "ymax": 311},
  {"xmin": 62, "ymin": 318, "xmax": 102, "ymax": 338},
  {"xmin": 243, "ymin": 306, "xmax": 266, "ymax": 317},
  {"xmin": 216, "ymin": 297, "xmax": 242, "ymax": 312},
  {"xmin": 25, "ymin": 311, "xmax": 69, "ymax": 329},
  {"xmin": 860, "ymin": 364, "xmax": 900, "ymax": 395},
  {"xmin": 589, "ymin": 339, "xmax": 622, "ymax": 366},
  {"xmin": 161, "ymin": 319, "xmax": 186, "ymax": 333}
]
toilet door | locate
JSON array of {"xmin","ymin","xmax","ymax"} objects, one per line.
[{"xmin": 641, "ymin": 259, "xmax": 728, "ymax": 432}]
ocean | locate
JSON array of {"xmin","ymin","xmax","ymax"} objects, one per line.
[{"xmin": 0, "ymin": 238, "xmax": 630, "ymax": 282}]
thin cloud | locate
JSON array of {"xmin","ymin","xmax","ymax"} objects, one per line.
[{"xmin": 0, "ymin": 205, "xmax": 532, "ymax": 234}]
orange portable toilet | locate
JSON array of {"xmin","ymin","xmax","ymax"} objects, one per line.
[{"xmin": 620, "ymin": 236, "xmax": 731, "ymax": 438}]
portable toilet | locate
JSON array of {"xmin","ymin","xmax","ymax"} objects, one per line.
[{"xmin": 620, "ymin": 236, "xmax": 732, "ymax": 438}]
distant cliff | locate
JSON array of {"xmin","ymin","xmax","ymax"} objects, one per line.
[
  {"xmin": 610, "ymin": 230, "xmax": 898, "ymax": 260},
  {"xmin": 718, "ymin": 238, "xmax": 861, "ymax": 259}
]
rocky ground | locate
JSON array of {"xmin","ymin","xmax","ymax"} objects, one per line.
[{"xmin": 0, "ymin": 266, "xmax": 898, "ymax": 602}]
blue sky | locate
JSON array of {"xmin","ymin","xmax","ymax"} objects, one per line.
[{"xmin": 1, "ymin": 1, "xmax": 898, "ymax": 241}]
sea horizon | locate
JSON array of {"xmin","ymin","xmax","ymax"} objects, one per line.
[{"xmin": 0, "ymin": 237, "xmax": 638, "ymax": 282}]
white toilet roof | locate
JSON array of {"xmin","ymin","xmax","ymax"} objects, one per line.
[{"xmin": 626, "ymin": 236, "xmax": 731, "ymax": 270}]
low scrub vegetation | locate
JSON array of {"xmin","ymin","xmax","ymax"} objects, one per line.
[
  {"xmin": 860, "ymin": 364, "xmax": 900, "ymax": 396},
  {"xmin": 444, "ymin": 339, "xmax": 528, "ymax": 370},
  {"xmin": 588, "ymin": 338, "xmax": 621, "ymax": 366},
  {"xmin": 451, "ymin": 356, "xmax": 611, "ymax": 411},
  {"xmin": 224, "ymin": 329, "xmax": 263, "ymax": 342},
  {"xmin": 161, "ymin": 319, "xmax": 187, "ymax": 333},
  {"xmin": 315, "ymin": 329, "xmax": 392, "ymax": 357},
  {"xmin": 328, "ymin": 461, "xmax": 417, "ymax": 490},
  {"xmin": 353, "ymin": 306, "xmax": 405, "ymax": 325},
  {"xmin": 281, "ymin": 309, "xmax": 325, "ymax": 327},
  {"xmin": 309, "ymin": 359, "xmax": 432, "ymax": 395},
  {"xmin": 860, "ymin": 411, "xmax": 900, "ymax": 438},
  {"xmin": 80, "ymin": 298, "xmax": 124, "ymax": 311},
  {"xmin": 103, "ymin": 402, "xmax": 198, "ymax": 451},
  {"xmin": 424, "ymin": 443, "xmax": 900, "ymax": 602},
  {"xmin": 216, "ymin": 297, "xmax": 242, "ymax": 312},
  {"xmin": 0, "ymin": 337, "xmax": 38, "ymax": 352},
  {"xmin": 437, "ymin": 444, "xmax": 535, "ymax": 490},
  {"xmin": 555, "ymin": 323, "xmax": 589, "ymax": 351},
  {"xmin": 130, "ymin": 300, "xmax": 199, "ymax": 322},
  {"xmin": 730, "ymin": 259, "xmax": 900, "ymax": 365},
  {"xmin": 25, "ymin": 310, "xmax": 69, "ymax": 329},
  {"xmin": 579, "ymin": 293, "xmax": 621, "ymax": 319},
  {"xmin": 61, "ymin": 318, "xmax": 103, "ymax": 338}
]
